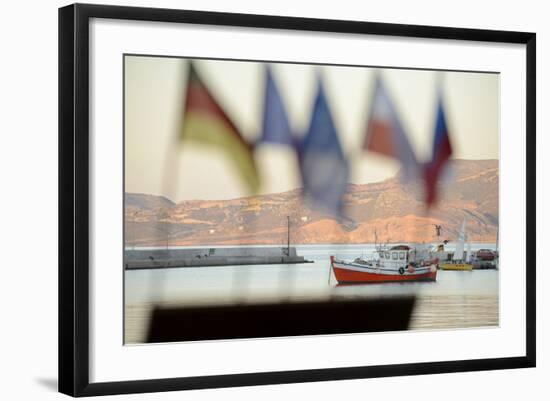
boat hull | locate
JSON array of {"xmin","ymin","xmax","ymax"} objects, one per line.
[{"xmin": 330, "ymin": 256, "xmax": 437, "ymax": 284}]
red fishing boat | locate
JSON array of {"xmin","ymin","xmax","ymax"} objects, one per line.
[{"xmin": 330, "ymin": 245, "xmax": 438, "ymax": 284}]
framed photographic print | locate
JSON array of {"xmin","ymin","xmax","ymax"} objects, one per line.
[{"xmin": 58, "ymin": 3, "xmax": 536, "ymax": 397}]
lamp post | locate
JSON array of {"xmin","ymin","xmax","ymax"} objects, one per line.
[
  {"xmin": 287, "ymin": 215, "xmax": 290, "ymax": 257},
  {"xmin": 131, "ymin": 210, "xmax": 138, "ymax": 250}
]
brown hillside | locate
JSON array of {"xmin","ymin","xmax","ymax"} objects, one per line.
[{"xmin": 125, "ymin": 159, "xmax": 498, "ymax": 246}]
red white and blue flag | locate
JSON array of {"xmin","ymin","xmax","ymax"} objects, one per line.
[
  {"xmin": 424, "ymin": 93, "xmax": 453, "ymax": 206},
  {"xmin": 363, "ymin": 75, "xmax": 419, "ymax": 181}
]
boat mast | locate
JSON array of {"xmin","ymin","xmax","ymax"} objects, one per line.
[
  {"xmin": 453, "ymin": 219, "xmax": 466, "ymax": 262},
  {"xmin": 466, "ymin": 232, "xmax": 471, "ymax": 263}
]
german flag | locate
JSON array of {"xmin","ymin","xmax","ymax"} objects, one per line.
[{"xmin": 180, "ymin": 63, "xmax": 259, "ymax": 193}]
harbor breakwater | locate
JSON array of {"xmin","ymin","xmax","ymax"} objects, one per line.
[{"xmin": 124, "ymin": 246, "xmax": 312, "ymax": 269}]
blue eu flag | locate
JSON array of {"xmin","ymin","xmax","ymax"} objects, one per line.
[
  {"xmin": 298, "ymin": 77, "xmax": 349, "ymax": 217},
  {"xmin": 259, "ymin": 65, "xmax": 294, "ymax": 146}
]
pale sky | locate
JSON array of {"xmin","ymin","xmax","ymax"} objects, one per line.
[{"xmin": 124, "ymin": 56, "xmax": 499, "ymax": 202}]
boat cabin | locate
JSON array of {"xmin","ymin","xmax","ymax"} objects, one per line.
[
  {"xmin": 378, "ymin": 245, "xmax": 411, "ymax": 265},
  {"xmin": 376, "ymin": 244, "xmax": 437, "ymax": 268}
]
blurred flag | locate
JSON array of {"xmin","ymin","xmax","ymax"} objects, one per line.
[
  {"xmin": 298, "ymin": 77, "xmax": 349, "ymax": 217},
  {"xmin": 259, "ymin": 66, "xmax": 294, "ymax": 146},
  {"xmin": 363, "ymin": 76, "xmax": 418, "ymax": 180},
  {"xmin": 424, "ymin": 92, "xmax": 453, "ymax": 206},
  {"xmin": 180, "ymin": 63, "xmax": 259, "ymax": 193}
]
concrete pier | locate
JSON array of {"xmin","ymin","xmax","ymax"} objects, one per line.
[{"xmin": 124, "ymin": 246, "xmax": 312, "ymax": 270}]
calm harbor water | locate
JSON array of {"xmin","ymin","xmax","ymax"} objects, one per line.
[{"xmin": 124, "ymin": 244, "xmax": 499, "ymax": 343}]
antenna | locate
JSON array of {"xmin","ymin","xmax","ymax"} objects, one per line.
[{"xmin": 434, "ymin": 224, "xmax": 442, "ymax": 239}]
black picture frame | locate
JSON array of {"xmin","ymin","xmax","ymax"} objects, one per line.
[{"xmin": 59, "ymin": 3, "xmax": 536, "ymax": 397}]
